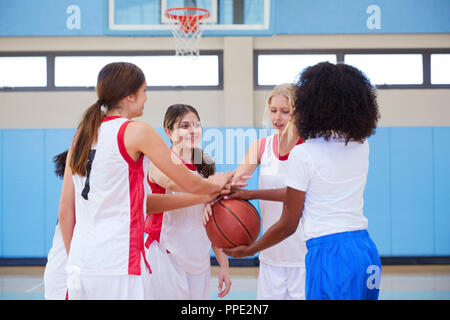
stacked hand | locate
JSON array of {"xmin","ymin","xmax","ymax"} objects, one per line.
[{"xmin": 202, "ymin": 172, "xmax": 251, "ymax": 225}]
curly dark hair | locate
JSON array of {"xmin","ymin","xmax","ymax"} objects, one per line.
[{"xmin": 293, "ymin": 62, "xmax": 380, "ymax": 144}]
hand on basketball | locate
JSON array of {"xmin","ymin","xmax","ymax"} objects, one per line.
[
  {"xmin": 202, "ymin": 202, "xmax": 213, "ymax": 225},
  {"xmin": 202, "ymin": 198, "xmax": 222, "ymax": 225},
  {"xmin": 223, "ymin": 245, "xmax": 255, "ymax": 258}
]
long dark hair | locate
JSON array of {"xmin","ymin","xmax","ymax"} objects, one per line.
[
  {"xmin": 163, "ymin": 104, "xmax": 215, "ymax": 178},
  {"xmin": 70, "ymin": 62, "xmax": 146, "ymax": 176},
  {"xmin": 53, "ymin": 150, "xmax": 68, "ymax": 179}
]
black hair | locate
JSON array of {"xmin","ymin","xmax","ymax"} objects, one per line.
[
  {"xmin": 293, "ymin": 62, "xmax": 380, "ymax": 144},
  {"xmin": 53, "ymin": 150, "xmax": 68, "ymax": 179}
]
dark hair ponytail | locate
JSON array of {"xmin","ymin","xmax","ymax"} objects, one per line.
[
  {"xmin": 70, "ymin": 62, "xmax": 145, "ymax": 176},
  {"xmin": 164, "ymin": 104, "xmax": 215, "ymax": 178}
]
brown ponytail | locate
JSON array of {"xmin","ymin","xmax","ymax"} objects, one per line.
[
  {"xmin": 70, "ymin": 62, "xmax": 146, "ymax": 176},
  {"xmin": 70, "ymin": 101, "xmax": 104, "ymax": 176}
]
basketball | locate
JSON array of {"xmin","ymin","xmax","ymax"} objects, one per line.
[{"xmin": 205, "ymin": 199, "xmax": 261, "ymax": 249}]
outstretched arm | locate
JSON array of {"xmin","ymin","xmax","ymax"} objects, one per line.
[
  {"xmin": 146, "ymin": 192, "xmax": 216, "ymax": 213},
  {"xmin": 223, "ymin": 187, "xmax": 305, "ymax": 258},
  {"xmin": 225, "ymin": 187, "xmax": 286, "ymax": 202},
  {"xmin": 126, "ymin": 121, "xmax": 232, "ymax": 194}
]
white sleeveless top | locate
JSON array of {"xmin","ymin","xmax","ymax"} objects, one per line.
[
  {"xmin": 145, "ymin": 162, "xmax": 211, "ymax": 275},
  {"xmin": 69, "ymin": 116, "xmax": 150, "ymax": 276},
  {"xmin": 258, "ymin": 134, "xmax": 307, "ymax": 267}
]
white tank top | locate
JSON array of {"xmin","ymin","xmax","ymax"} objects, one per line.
[
  {"xmin": 69, "ymin": 116, "xmax": 150, "ymax": 276},
  {"xmin": 258, "ymin": 134, "xmax": 307, "ymax": 267},
  {"xmin": 145, "ymin": 162, "xmax": 211, "ymax": 275}
]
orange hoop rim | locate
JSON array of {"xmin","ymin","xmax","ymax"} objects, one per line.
[{"xmin": 165, "ymin": 7, "xmax": 210, "ymax": 23}]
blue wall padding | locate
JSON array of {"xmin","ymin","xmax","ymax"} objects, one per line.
[{"xmin": 1, "ymin": 126, "xmax": 449, "ymax": 258}]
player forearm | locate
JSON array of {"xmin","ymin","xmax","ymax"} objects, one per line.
[
  {"xmin": 137, "ymin": 123, "xmax": 222, "ymax": 194},
  {"xmin": 146, "ymin": 193, "xmax": 211, "ymax": 213},
  {"xmin": 224, "ymin": 187, "xmax": 305, "ymax": 258},
  {"xmin": 212, "ymin": 245, "xmax": 230, "ymax": 270},
  {"xmin": 246, "ymin": 188, "xmax": 286, "ymax": 202},
  {"xmin": 227, "ymin": 187, "xmax": 286, "ymax": 202},
  {"xmin": 245, "ymin": 214, "xmax": 296, "ymax": 256},
  {"xmin": 58, "ymin": 203, "xmax": 75, "ymax": 255}
]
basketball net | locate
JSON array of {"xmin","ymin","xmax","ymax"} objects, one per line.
[{"xmin": 165, "ymin": 7, "xmax": 210, "ymax": 58}]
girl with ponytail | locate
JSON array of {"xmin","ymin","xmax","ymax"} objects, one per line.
[{"xmin": 58, "ymin": 62, "xmax": 233, "ymax": 300}]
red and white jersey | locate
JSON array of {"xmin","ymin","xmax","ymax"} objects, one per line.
[
  {"xmin": 258, "ymin": 134, "xmax": 307, "ymax": 267},
  {"xmin": 145, "ymin": 162, "xmax": 211, "ymax": 275},
  {"xmin": 69, "ymin": 116, "xmax": 149, "ymax": 276}
]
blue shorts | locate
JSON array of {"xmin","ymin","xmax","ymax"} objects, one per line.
[{"xmin": 305, "ymin": 230, "xmax": 381, "ymax": 300}]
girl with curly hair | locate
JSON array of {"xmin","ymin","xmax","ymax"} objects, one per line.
[{"xmin": 224, "ymin": 62, "xmax": 382, "ymax": 300}]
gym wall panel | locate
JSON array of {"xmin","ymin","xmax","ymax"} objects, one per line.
[
  {"xmin": 2, "ymin": 130, "xmax": 46, "ymax": 257},
  {"xmin": 43, "ymin": 129, "xmax": 76, "ymax": 253},
  {"xmin": 1, "ymin": 127, "xmax": 450, "ymax": 259},
  {"xmin": 433, "ymin": 127, "xmax": 450, "ymax": 255},
  {"xmin": 390, "ymin": 127, "xmax": 434, "ymax": 256},
  {"xmin": 365, "ymin": 128, "xmax": 391, "ymax": 256},
  {"xmin": 0, "ymin": 130, "xmax": 3, "ymax": 257}
]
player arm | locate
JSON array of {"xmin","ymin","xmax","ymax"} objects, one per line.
[
  {"xmin": 212, "ymin": 245, "xmax": 231, "ymax": 298},
  {"xmin": 146, "ymin": 192, "xmax": 216, "ymax": 213},
  {"xmin": 226, "ymin": 187, "xmax": 286, "ymax": 202},
  {"xmin": 233, "ymin": 138, "xmax": 264, "ymax": 178},
  {"xmin": 128, "ymin": 122, "xmax": 232, "ymax": 194},
  {"xmin": 223, "ymin": 187, "xmax": 305, "ymax": 258},
  {"xmin": 58, "ymin": 146, "xmax": 76, "ymax": 255},
  {"xmin": 148, "ymin": 161, "xmax": 184, "ymax": 193}
]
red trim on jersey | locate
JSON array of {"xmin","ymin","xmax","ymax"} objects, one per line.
[
  {"xmin": 102, "ymin": 115, "xmax": 122, "ymax": 122},
  {"xmin": 144, "ymin": 180, "xmax": 166, "ymax": 249},
  {"xmin": 272, "ymin": 134, "xmax": 303, "ymax": 161},
  {"xmin": 144, "ymin": 158, "xmax": 197, "ymax": 250},
  {"xmin": 171, "ymin": 150, "xmax": 197, "ymax": 171},
  {"xmin": 117, "ymin": 121, "xmax": 144, "ymax": 169},
  {"xmin": 117, "ymin": 120, "xmax": 149, "ymax": 275}
]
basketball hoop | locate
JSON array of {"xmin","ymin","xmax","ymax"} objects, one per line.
[{"xmin": 165, "ymin": 7, "xmax": 210, "ymax": 58}]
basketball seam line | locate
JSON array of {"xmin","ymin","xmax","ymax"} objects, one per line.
[
  {"xmin": 212, "ymin": 205, "xmax": 237, "ymax": 248},
  {"xmin": 217, "ymin": 201, "xmax": 254, "ymax": 242},
  {"xmin": 240, "ymin": 200, "xmax": 260, "ymax": 221}
]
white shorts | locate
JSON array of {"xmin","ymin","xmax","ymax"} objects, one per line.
[
  {"xmin": 257, "ymin": 261, "xmax": 306, "ymax": 300},
  {"xmin": 145, "ymin": 239, "xmax": 210, "ymax": 300},
  {"xmin": 67, "ymin": 258, "xmax": 151, "ymax": 300},
  {"xmin": 44, "ymin": 224, "xmax": 67, "ymax": 300},
  {"xmin": 145, "ymin": 240, "xmax": 189, "ymax": 300},
  {"xmin": 186, "ymin": 269, "xmax": 210, "ymax": 300}
]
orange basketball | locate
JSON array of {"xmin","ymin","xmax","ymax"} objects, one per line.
[{"xmin": 205, "ymin": 199, "xmax": 261, "ymax": 249}]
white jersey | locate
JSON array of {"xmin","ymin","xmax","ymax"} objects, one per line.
[
  {"xmin": 258, "ymin": 134, "xmax": 307, "ymax": 267},
  {"xmin": 286, "ymin": 137, "xmax": 369, "ymax": 240},
  {"xmin": 44, "ymin": 223, "xmax": 67, "ymax": 300},
  {"xmin": 145, "ymin": 162, "xmax": 211, "ymax": 275},
  {"xmin": 69, "ymin": 116, "xmax": 150, "ymax": 276}
]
